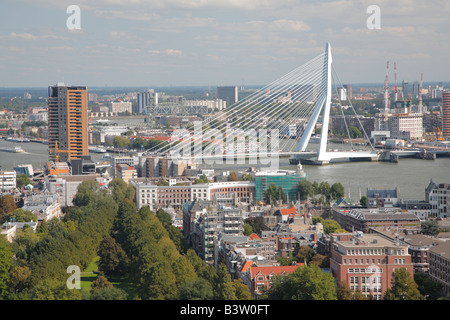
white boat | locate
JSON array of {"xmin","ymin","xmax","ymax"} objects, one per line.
[
  {"xmin": 88, "ymin": 146, "xmax": 107, "ymax": 153},
  {"xmin": 6, "ymin": 137, "xmax": 30, "ymax": 143},
  {"xmin": 0, "ymin": 146, "xmax": 25, "ymax": 153}
]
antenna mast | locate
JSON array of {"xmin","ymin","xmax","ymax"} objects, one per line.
[{"xmin": 384, "ymin": 61, "xmax": 390, "ymax": 113}]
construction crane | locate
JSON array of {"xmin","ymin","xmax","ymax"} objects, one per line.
[
  {"xmin": 394, "ymin": 62, "xmax": 398, "ymax": 101},
  {"xmin": 384, "ymin": 60, "xmax": 390, "ymax": 113},
  {"xmin": 418, "ymin": 73, "xmax": 423, "ymax": 113},
  {"xmin": 53, "ymin": 141, "xmax": 70, "ymax": 162},
  {"xmin": 437, "ymin": 127, "xmax": 444, "ymax": 141}
]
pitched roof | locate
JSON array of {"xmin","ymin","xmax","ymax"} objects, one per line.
[
  {"xmin": 249, "ymin": 233, "xmax": 261, "ymax": 240},
  {"xmin": 279, "ymin": 206, "xmax": 297, "ymax": 216},
  {"xmin": 241, "ymin": 261, "xmax": 254, "ymax": 273},
  {"xmin": 249, "ymin": 265, "xmax": 302, "ymax": 279}
]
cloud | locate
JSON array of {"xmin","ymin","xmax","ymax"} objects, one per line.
[
  {"xmin": 7, "ymin": 32, "xmax": 39, "ymax": 40},
  {"xmin": 268, "ymin": 19, "xmax": 310, "ymax": 32},
  {"xmin": 164, "ymin": 49, "xmax": 183, "ymax": 56}
]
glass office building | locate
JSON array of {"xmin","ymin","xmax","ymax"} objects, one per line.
[{"xmin": 254, "ymin": 168, "xmax": 307, "ymax": 202}]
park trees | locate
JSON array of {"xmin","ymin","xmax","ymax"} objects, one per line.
[
  {"xmin": 264, "ymin": 264, "xmax": 337, "ymax": 300},
  {"xmin": 264, "ymin": 183, "xmax": 286, "ymax": 204},
  {"xmin": 383, "ymin": 268, "xmax": 423, "ymax": 300}
]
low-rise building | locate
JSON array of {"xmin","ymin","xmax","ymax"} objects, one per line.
[
  {"xmin": 0, "ymin": 170, "xmax": 16, "ymax": 192},
  {"xmin": 399, "ymin": 200, "xmax": 431, "ymax": 220},
  {"xmin": 367, "ymin": 188, "xmax": 399, "ymax": 208},
  {"xmin": 428, "ymin": 241, "xmax": 450, "ymax": 295},
  {"xmin": 331, "ymin": 207, "xmax": 420, "ymax": 233},
  {"xmin": 245, "ymin": 265, "xmax": 304, "ymax": 298},
  {"xmin": 401, "ymin": 234, "xmax": 442, "ymax": 273},
  {"xmin": 329, "ymin": 232, "xmax": 414, "ymax": 300},
  {"xmin": 21, "ymin": 193, "xmax": 61, "ymax": 221},
  {"xmin": 1, "ymin": 221, "xmax": 38, "ymax": 242},
  {"xmin": 426, "ymin": 180, "xmax": 450, "ymax": 218}
]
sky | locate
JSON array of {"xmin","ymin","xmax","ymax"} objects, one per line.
[{"xmin": 0, "ymin": 0, "xmax": 449, "ymax": 88}]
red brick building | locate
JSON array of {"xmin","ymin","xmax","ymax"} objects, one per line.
[
  {"xmin": 329, "ymin": 232, "xmax": 414, "ymax": 300},
  {"xmin": 246, "ymin": 265, "xmax": 304, "ymax": 297}
]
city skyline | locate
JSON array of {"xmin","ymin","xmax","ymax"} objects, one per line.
[{"xmin": 0, "ymin": 0, "xmax": 449, "ymax": 88}]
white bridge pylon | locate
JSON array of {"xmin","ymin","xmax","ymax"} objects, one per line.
[
  {"xmin": 143, "ymin": 42, "xmax": 379, "ymax": 165},
  {"xmin": 295, "ymin": 42, "xmax": 378, "ymax": 164}
]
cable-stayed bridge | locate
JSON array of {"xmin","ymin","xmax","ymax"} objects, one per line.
[{"xmin": 143, "ymin": 43, "xmax": 380, "ymax": 165}]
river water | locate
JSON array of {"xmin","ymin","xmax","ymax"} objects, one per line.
[{"xmin": 1, "ymin": 133, "xmax": 449, "ymax": 203}]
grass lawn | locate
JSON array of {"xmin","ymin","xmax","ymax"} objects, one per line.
[{"xmin": 80, "ymin": 256, "xmax": 137, "ymax": 299}]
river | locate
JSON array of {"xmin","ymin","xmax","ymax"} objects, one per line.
[{"xmin": 1, "ymin": 137, "xmax": 449, "ymax": 203}]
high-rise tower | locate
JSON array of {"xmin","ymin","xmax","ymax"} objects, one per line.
[
  {"xmin": 48, "ymin": 83, "xmax": 88, "ymax": 162},
  {"xmin": 443, "ymin": 91, "xmax": 450, "ymax": 139}
]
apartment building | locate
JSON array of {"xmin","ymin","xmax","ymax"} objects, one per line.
[
  {"xmin": 428, "ymin": 241, "xmax": 450, "ymax": 295},
  {"xmin": 48, "ymin": 83, "xmax": 88, "ymax": 162},
  {"xmin": 0, "ymin": 170, "xmax": 16, "ymax": 192},
  {"xmin": 191, "ymin": 205, "xmax": 244, "ymax": 265},
  {"xmin": 402, "ymin": 234, "xmax": 442, "ymax": 273},
  {"xmin": 330, "ymin": 232, "xmax": 414, "ymax": 300},
  {"xmin": 426, "ymin": 180, "xmax": 450, "ymax": 218}
]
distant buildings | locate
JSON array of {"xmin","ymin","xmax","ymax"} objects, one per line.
[
  {"xmin": 331, "ymin": 115, "xmax": 374, "ymax": 138},
  {"xmin": 343, "ymin": 84, "xmax": 352, "ymax": 100},
  {"xmin": 109, "ymin": 101, "xmax": 132, "ymax": 114},
  {"xmin": 217, "ymin": 86, "xmax": 238, "ymax": 105},
  {"xmin": 137, "ymin": 90, "xmax": 152, "ymax": 114},
  {"xmin": 0, "ymin": 170, "xmax": 16, "ymax": 192},
  {"xmin": 426, "ymin": 180, "xmax": 450, "ymax": 218},
  {"xmin": 48, "ymin": 83, "xmax": 88, "ymax": 162},
  {"xmin": 374, "ymin": 110, "xmax": 423, "ymax": 141}
]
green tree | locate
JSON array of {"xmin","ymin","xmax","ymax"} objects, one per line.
[
  {"xmin": 194, "ymin": 175, "xmax": 209, "ymax": 184},
  {"xmin": 244, "ymin": 217, "xmax": 269, "ymax": 236},
  {"xmin": 384, "ymin": 268, "xmax": 423, "ymax": 300},
  {"xmin": 336, "ymin": 281, "xmax": 353, "ymax": 300},
  {"xmin": 414, "ymin": 272, "xmax": 442, "ymax": 300},
  {"xmin": 298, "ymin": 180, "xmax": 314, "ymax": 201},
  {"xmin": 296, "ymin": 246, "xmax": 315, "ymax": 264},
  {"xmin": 0, "ymin": 208, "xmax": 36, "ymax": 224},
  {"xmin": 0, "ymin": 195, "xmax": 17, "ymax": 217},
  {"xmin": 72, "ymin": 180, "xmax": 101, "ymax": 207},
  {"xmin": 349, "ymin": 126, "xmax": 362, "ymax": 138},
  {"xmin": 91, "ymin": 273, "xmax": 113, "ymax": 290},
  {"xmin": 97, "ymin": 235, "xmax": 129, "ymax": 278},
  {"xmin": 265, "ymin": 264, "xmax": 337, "ymax": 300},
  {"xmin": 178, "ymin": 278, "xmax": 213, "ymax": 300},
  {"xmin": 243, "ymin": 223, "xmax": 253, "ymax": 236},
  {"xmin": 8, "ymin": 265, "xmax": 31, "ymax": 296},
  {"xmin": 231, "ymin": 279, "xmax": 252, "ymax": 300},
  {"xmin": 213, "ymin": 263, "xmax": 236, "ymax": 300},
  {"xmin": 421, "ymin": 220, "xmax": 440, "ymax": 236},
  {"xmin": 113, "ymin": 136, "xmax": 131, "ymax": 149},
  {"xmin": 227, "ymin": 171, "xmax": 238, "ymax": 182},
  {"xmin": 360, "ymin": 196, "xmax": 368, "ymax": 208},
  {"xmin": 0, "ymin": 236, "xmax": 13, "ymax": 298},
  {"xmin": 263, "ymin": 183, "xmax": 286, "ymax": 204},
  {"xmin": 108, "ymin": 178, "xmax": 135, "ymax": 204},
  {"xmin": 88, "ymin": 286, "xmax": 127, "ymax": 300},
  {"xmin": 319, "ymin": 182, "xmax": 331, "ymax": 203},
  {"xmin": 16, "ymin": 173, "xmax": 31, "ymax": 189},
  {"xmin": 131, "ymin": 137, "xmax": 147, "ymax": 150},
  {"xmin": 240, "ymin": 173, "xmax": 253, "ymax": 181},
  {"xmin": 330, "ymin": 183, "xmax": 345, "ymax": 200}
]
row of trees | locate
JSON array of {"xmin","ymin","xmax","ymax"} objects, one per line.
[
  {"xmin": 111, "ymin": 136, "xmax": 167, "ymax": 151},
  {"xmin": 297, "ymin": 180, "xmax": 345, "ymax": 204}
]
